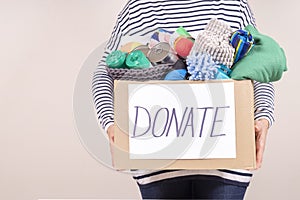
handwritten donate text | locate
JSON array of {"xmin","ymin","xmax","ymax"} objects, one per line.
[{"xmin": 131, "ymin": 106, "xmax": 230, "ymax": 138}]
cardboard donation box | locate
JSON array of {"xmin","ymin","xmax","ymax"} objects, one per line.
[{"xmin": 113, "ymin": 80, "xmax": 256, "ymax": 170}]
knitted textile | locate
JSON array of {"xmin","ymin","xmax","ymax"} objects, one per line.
[
  {"xmin": 187, "ymin": 53, "xmax": 220, "ymax": 80},
  {"xmin": 188, "ymin": 19, "xmax": 235, "ymax": 68},
  {"xmin": 230, "ymin": 29, "xmax": 254, "ymax": 63},
  {"xmin": 106, "ymin": 64, "xmax": 174, "ymax": 81},
  {"xmin": 230, "ymin": 25, "xmax": 287, "ymax": 82}
]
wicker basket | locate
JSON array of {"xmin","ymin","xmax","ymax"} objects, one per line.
[{"xmin": 106, "ymin": 64, "xmax": 174, "ymax": 81}]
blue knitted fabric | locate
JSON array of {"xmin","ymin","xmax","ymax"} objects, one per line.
[{"xmin": 187, "ymin": 53, "xmax": 219, "ymax": 80}]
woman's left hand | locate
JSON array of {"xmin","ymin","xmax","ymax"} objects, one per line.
[{"xmin": 254, "ymin": 119, "xmax": 270, "ymax": 169}]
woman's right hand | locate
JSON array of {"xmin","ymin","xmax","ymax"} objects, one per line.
[{"xmin": 107, "ymin": 124, "xmax": 115, "ymax": 143}]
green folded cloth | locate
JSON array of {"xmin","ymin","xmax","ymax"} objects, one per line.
[{"xmin": 230, "ymin": 25, "xmax": 287, "ymax": 82}]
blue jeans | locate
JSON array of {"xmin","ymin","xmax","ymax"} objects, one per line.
[{"xmin": 138, "ymin": 176, "xmax": 248, "ymax": 199}]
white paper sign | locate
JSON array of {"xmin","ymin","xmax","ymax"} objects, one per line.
[{"xmin": 128, "ymin": 82, "xmax": 236, "ymax": 159}]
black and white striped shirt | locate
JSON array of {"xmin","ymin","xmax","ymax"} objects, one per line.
[{"xmin": 92, "ymin": 0, "xmax": 275, "ymax": 186}]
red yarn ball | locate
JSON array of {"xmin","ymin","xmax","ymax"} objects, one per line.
[{"xmin": 174, "ymin": 37, "xmax": 194, "ymax": 58}]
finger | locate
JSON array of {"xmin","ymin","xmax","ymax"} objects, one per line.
[
  {"xmin": 256, "ymin": 142, "xmax": 263, "ymax": 169},
  {"xmin": 108, "ymin": 134, "xmax": 114, "ymax": 142},
  {"xmin": 255, "ymin": 131, "xmax": 266, "ymax": 169},
  {"xmin": 254, "ymin": 121, "xmax": 262, "ymax": 133},
  {"xmin": 255, "ymin": 124, "xmax": 260, "ymax": 133},
  {"xmin": 111, "ymin": 135, "xmax": 115, "ymax": 143}
]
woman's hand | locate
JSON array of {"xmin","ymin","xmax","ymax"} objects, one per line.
[
  {"xmin": 254, "ymin": 119, "xmax": 269, "ymax": 169},
  {"xmin": 107, "ymin": 124, "xmax": 115, "ymax": 143}
]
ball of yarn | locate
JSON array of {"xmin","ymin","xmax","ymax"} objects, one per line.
[{"xmin": 174, "ymin": 37, "xmax": 194, "ymax": 58}]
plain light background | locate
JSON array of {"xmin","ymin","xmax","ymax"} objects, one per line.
[{"xmin": 0, "ymin": 0, "xmax": 298, "ymax": 199}]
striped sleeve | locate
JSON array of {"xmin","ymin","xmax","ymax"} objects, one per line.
[
  {"xmin": 253, "ymin": 81, "xmax": 275, "ymax": 126},
  {"xmin": 241, "ymin": 1, "xmax": 275, "ymax": 127},
  {"xmin": 92, "ymin": 1, "xmax": 130, "ymax": 132}
]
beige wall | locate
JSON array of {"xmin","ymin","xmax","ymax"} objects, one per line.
[{"xmin": 0, "ymin": 0, "xmax": 298, "ymax": 199}]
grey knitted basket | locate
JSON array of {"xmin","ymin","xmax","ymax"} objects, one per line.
[{"xmin": 106, "ymin": 64, "xmax": 174, "ymax": 81}]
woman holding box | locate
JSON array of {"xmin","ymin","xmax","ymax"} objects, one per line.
[{"xmin": 92, "ymin": 0, "xmax": 274, "ymax": 199}]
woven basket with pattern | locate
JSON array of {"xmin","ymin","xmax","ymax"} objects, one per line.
[{"xmin": 106, "ymin": 64, "xmax": 174, "ymax": 81}]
